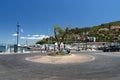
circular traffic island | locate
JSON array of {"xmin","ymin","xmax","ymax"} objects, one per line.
[{"xmin": 26, "ymin": 54, "xmax": 95, "ymax": 64}]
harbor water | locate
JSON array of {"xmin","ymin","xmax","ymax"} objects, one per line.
[{"xmin": 0, "ymin": 44, "xmax": 31, "ymax": 53}]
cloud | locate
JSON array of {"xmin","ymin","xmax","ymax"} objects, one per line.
[
  {"xmin": 20, "ymin": 34, "xmax": 49, "ymax": 40},
  {"xmin": 20, "ymin": 29, "xmax": 24, "ymax": 33},
  {"xmin": 32, "ymin": 35, "xmax": 39, "ymax": 37},
  {"xmin": 27, "ymin": 34, "xmax": 31, "ymax": 36},
  {"xmin": 12, "ymin": 33, "xmax": 18, "ymax": 36}
]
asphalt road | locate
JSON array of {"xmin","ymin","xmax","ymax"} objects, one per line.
[{"xmin": 0, "ymin": 52, "xmax": 120, "ymax": 80}]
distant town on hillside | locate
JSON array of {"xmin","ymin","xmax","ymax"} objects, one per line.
[{"xmin": 36, "ymin": 21, "xmax": 120, "ymax": 44}]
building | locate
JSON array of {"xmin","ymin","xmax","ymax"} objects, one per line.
[
  {"xmin": 111, "ymin": 26, "xmax": 120, "ymax": 31},
  {"xmin": 87, "ymin": 37, "xmax": 96, "ymax": 42},
  {"xmin": 99, "ymin": 28, "xmax": 109, "ymax": 31}
]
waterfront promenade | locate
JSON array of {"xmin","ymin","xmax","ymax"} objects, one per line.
[{"xmin": 0, "ymin": 51, "xmax": 120, "ymax": 80}]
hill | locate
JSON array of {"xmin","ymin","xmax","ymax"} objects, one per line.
[{"xmin": 36, "ymin": 21, "xmax": 120, "ymax": 44}]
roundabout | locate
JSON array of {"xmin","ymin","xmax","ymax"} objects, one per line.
[
  {"xmin": 26, "ymin": 54, "xmax": 95, "ymax": 64},
  {"xmin": 0, "ymin": 52, "xmax": 120, "ymax": 80}
]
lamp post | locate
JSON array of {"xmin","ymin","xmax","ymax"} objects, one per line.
[
  {"xmin": 64, "ymin": 36, "xmax": 67, "ymax": 49},
  {"xmin": 83, "ymin": 32, "xmax": 89, "ymax": 50},
  {"xmin": 16, "ymin": 22, "xmax": 20, "ymax": 52}
]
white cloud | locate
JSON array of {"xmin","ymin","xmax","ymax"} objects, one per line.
[
  {"xmin": 32, "ymin": 35, "xmax": 39, "ymax": 37},
  {"xmin": 12, "ymin": 33, "xmax": 18, "ymax": 36},
  {"xmin": 27, "ymin": 34, "xmax": 31, "ymax": 36},
  {"xmin": 20, "ymin": 29, "xmax": 24, "ymax": 33},
  {"xmin": 20, "ymin": 34, "xmax": 49, "ymax": 40}
]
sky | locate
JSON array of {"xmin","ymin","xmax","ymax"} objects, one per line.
[{"xmin": 0, "ymin": 0, "xmax": 120, "ymax": 44}]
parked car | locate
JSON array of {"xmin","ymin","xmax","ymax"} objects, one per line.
[
  {"xmin": 103, "ymin": 45, "xmax": 120, "ymax": 52},
  {"xmin": 97, "ymin": 46, "xmax": 105, "ymax": 50}
]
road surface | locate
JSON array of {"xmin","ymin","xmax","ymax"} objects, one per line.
[{"xmin": 0, "ymin": 51, "xmax": 120, "ymax": 80}]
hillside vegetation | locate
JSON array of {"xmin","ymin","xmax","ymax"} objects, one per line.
[{"xmin": 36, "ymin": 21, "xmax": 120, "ymax": 44}]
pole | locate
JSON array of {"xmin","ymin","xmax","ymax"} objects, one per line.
[
  {"xmin": 86, "ymin": 35, "xmax": 87, "ymax": 50},
  {"xmin": 16, "ymin": 22, "xmax": 20, "ymax": 52},
  {"xmin": 83, "ymin": 32, "xmax": 88, "ymax": 51}
]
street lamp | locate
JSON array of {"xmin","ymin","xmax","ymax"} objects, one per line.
[
  {"xmin": 15, "ymin": 22, "xmax": 20, "ymax": 53},
  {"xmin": 64, "ymin": 36, "xmax": 67, "ymax": 49},
  {"xmin": 83, "ymin": 32, "xmax": 89, "ymax": 50},
  {"xmin": 73, "ymin": 35, "xmax": 80, "ymax": 52}
]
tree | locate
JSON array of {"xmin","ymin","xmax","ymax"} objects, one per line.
[
  {"xmin": 36, "ymin": 38, "xmax": 47, "ymax": 44},
  {"xmin": 54, "ymin": 25, "xmax": 70, "ymax": 52}
]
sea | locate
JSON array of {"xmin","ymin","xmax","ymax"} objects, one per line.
[{"xmin": 0, "ymin": 44, "xmax": 30, "ymax": 53}]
